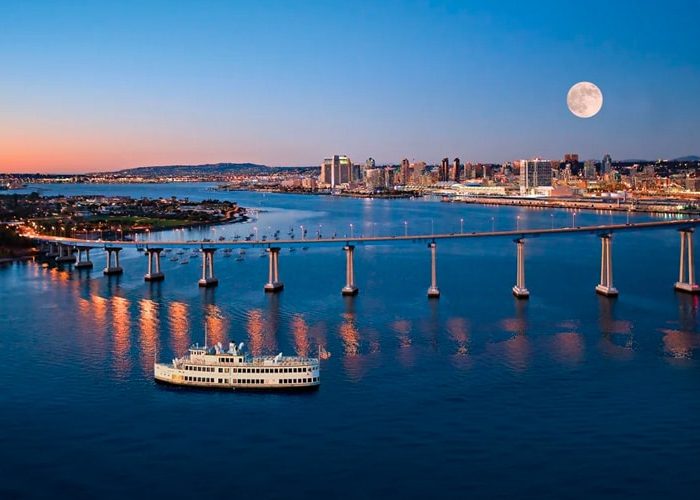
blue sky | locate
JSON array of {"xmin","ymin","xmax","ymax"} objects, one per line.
[{"xmin": 1, "ymin": 0, "xmax": 699, "ymax": 172}]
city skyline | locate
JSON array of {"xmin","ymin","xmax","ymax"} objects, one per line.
[{"xmin": 1, "ymin": 0, "xmax": 699, "ymax": 173}]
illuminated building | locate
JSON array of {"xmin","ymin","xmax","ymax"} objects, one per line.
[
  {"xmin": 319, "ymin": 155, "xmax": 353, "ymax": 187},
  {"xmin": 519, "ymin": 159, "xmax": 553, "ymax": 194}
]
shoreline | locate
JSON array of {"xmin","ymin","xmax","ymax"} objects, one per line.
[{"xmin": 444, "ymin": 196, "xmax": 700, "ymax": 215}]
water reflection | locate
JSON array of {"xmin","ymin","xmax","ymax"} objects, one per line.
[
  {"xmin": 446, "ymin": 317, "xmax": 470, "ymax": 356},
  {"xmin": 203, "ymin": 304, "xmax": 228, "ymax": 347},
  {"xmin": 138, "ymin": 298, "xmax": 159, "ymax": 375},
  {"xmin": 339, "ymin": 297, "xmax": 371, "ymax": 381},
  {"xmin": 168, "ymin": 302, "xmax": 190, "ymax": 355},
  {"xmin": 418, "ymin": 298, "xmax": 440, "ymax": 351},
  {"xmin": 598, "ymin": 296, "xmax": 634, "ymax": 358},
  {"xmin": 112, "ymin": 296, "xmax": 132, "ymax": 379},
  {"xmin": 500, "ymin": 299, "xmax": 530, "ymax": 371},
  {"xmin": 390, "ymin": 318, "xmax": 415, "ymax": 368},
  {"xmin": 661, "ymin": 294, "xmax": 700, "ymax": 360},
  {"xmin": 661, "ymin": 329, "xmax": 700, "ymax": 359},
  {"xmin": 291, "ymin": 314, "xmax": 310, "ymax": 357},
  {"xmin": 550, "ymin": 332, "xmax": 584, "ymax": 365}
]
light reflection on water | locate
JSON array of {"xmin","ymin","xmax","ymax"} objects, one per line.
[
  {"xmin": 138, "ymin": 298, "xmax": 158, "ymax": 375},
  {"xmin": 112, "ymin": 296, "xmax": 132, "ymax": 378}
]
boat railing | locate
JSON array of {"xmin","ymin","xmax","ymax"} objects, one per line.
[{"xmin": 174, "ymin": 355, "xmax": 318, "ymax": 367}]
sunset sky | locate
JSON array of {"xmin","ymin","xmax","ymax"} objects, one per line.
[{"xmin": 1, "ymin": 0, "xmax": 699, "ymax": 173}]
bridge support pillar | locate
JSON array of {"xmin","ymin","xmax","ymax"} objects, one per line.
[
  {"xmin": 75, "ymin": 247, "xmax": 93, "ymax": 269},
  {"xmin": 342, "ymin": 245, "xmax": 359, "ymax": 296},
  {"xmin": 56, "ymin": 244, "xmax": 76, "ymax": 264},
  {"xmin": 427, "ymin": 242, "xmax": 440, "ymax": 298},
  {"xmin": 145, "ymin": 247, "xmax": 165, "ymax": 282},
  {"xmin": 512, "ymin": 238, "xmax": 529, "ymax": 299},
  {"xmin": 675, "ymin": 229, "xmax": 700, "ymax": 293},
  {"xmin": 595, "ymin": 234, "xmax": 618, "ymax": 296},
  {"xmin": 264, "ymin": 247, "xmax": 284, "ymax": 292},
  {"xmin": 47, "ymin": 242, "xmax": 59, "ymax": 258},
  {"xmin": 198, "ymin": 248, "xmax": 218, "ymax": 287},
  {"xmin": 103, "ymin": 247, "xmax": 123, "ymax": 275}
]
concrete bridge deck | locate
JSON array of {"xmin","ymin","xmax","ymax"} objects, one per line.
[{"xmin": 33, "ymin": 217, "xmax": 700, "ymax": 248}]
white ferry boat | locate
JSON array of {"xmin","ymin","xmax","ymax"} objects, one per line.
[{"xmin": 154, "ymin": 341, "xmax": 320, "ymax": 390}]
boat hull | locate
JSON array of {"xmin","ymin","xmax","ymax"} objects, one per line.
[{"xmin": 154, "ymin": 363, "xmax": 320, "ymax": 391}]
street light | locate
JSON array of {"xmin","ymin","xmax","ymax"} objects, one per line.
[
  {"xmin": 516, "ymin": 216, "xmax": 520, "ymax": 231},
  {"xmin": 431, "ymin": 219, "xmax": 434, "ymax": 235},
  {"xmin": 550, "ymin": 213, "xmax": 554, "ymax": 229},
  {"xmin": 349, "ymin": 223, "xmax": 354, "ymax": 238},
  {"xmin": 403, "ymin": 221, "xmax": 408, "ymax": 237},
  {"xmin": 253, "ymin": 226, "xmax": 258, "ymax": 241},
  {"xmin": 300, "ymin": 225, "xmax": 305, "ymax": 241},
  {"xmin": 572, "ymin": 211, "xmax": 577, "ymax": 227},
  {"xmin": 460, "ymin": 218, "xmax": 464, "ymax": 234},
  {"xmin": 491, "ymin": 217, "xmax": 495, "ymax": 232}
]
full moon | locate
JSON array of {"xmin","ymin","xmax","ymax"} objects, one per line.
[{"xmin": 567, "ymin": 81, "xmax": 603, "ymax": 118}]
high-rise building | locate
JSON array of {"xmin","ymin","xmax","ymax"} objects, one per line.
[
  {"xmin": 563, "ymin": 153, "xmax": 581, "ymax": 176},
  {"xmin": 319, "ymin": 155, "xmax": 353, "ymax": 187},
  {"xmin": 361, "ymin": 157, "xmax": 376, "ymax": 182},
  {"xmin": 451, "ymin": 157, "xmax": 461, "ymax": 182},
  {"xmin": 584, "ymin": 160, "xmax": 597, "ymax": 180},
  {"xmin": 410, "ymin": 161, "xmax": 426, "ymax": 184},
  {"xmin": 384, "ymin": 167, "xmax": 396, "ymax": 188},
  {"xmin": 400, "ymin": 158, "xmax": 410, "ymax": 185},
  {"xmin": 365, "ymin": 168, "xmax": 385, "ymax": 190},
  {"xmin": 439, "ymin": 158, "xmax": 449, "ymax": 182},
  {"xmin": 602, "ymin": 154, "xmax": 612, "ymax": 175},
  {"xmin": 519, "ymin": 159, "xmax": 553, "ymax": 194}
]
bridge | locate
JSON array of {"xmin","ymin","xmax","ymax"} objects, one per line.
[{"xmin": 32, "ymin": 218, "xmax": 700, "ymax": 298}]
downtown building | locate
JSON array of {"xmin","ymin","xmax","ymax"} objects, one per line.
[
  {"xmin": 519, "ymin": 159, "xmax": 553, "ymax": 195},
  {"xmin": 319, "ymin": 155, "xmax": 353, "ymax": 188}
]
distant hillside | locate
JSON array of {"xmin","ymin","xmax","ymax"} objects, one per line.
[
  {"xmin": 673, "ymin": 155, "xmax": 700, "ymax": 162},
  {"xmin": 110, "ymin": 163, "xmax": 319, "ymax": 176}
]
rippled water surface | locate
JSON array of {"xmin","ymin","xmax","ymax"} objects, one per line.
[{"xmin": 1, "ymin": 184, "xmax": 699, "ymax": 498}]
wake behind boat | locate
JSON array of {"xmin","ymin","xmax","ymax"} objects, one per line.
[{"xmin": 154, "ymin": 340, "xmax": 320, "ymax": 390}]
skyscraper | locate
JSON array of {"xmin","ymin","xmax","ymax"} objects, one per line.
[
  {"xmin": 583, "ymin": 160, "xmax": 597, "ymax": 180},
  {"xmin": 400, "ymin": 158, "xmax": 410, "ymax": 185},
  {"xmin": 451, "ymin": 158, "xmax": 462, "ymax": 182},
  {"xmin": 602, "ymin": 154, "xmax": 613, "ymax": 175},
  {"xmin": 439, "ymin": 158, "xmax": 449, "ymax": 182},
  {"xmin": 319, "ymin": 155, "xmax": 353, "ymax": 187},
  {"xmin": 519, "ymin": 159, "xmax": 553, "ymax": 194}
]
